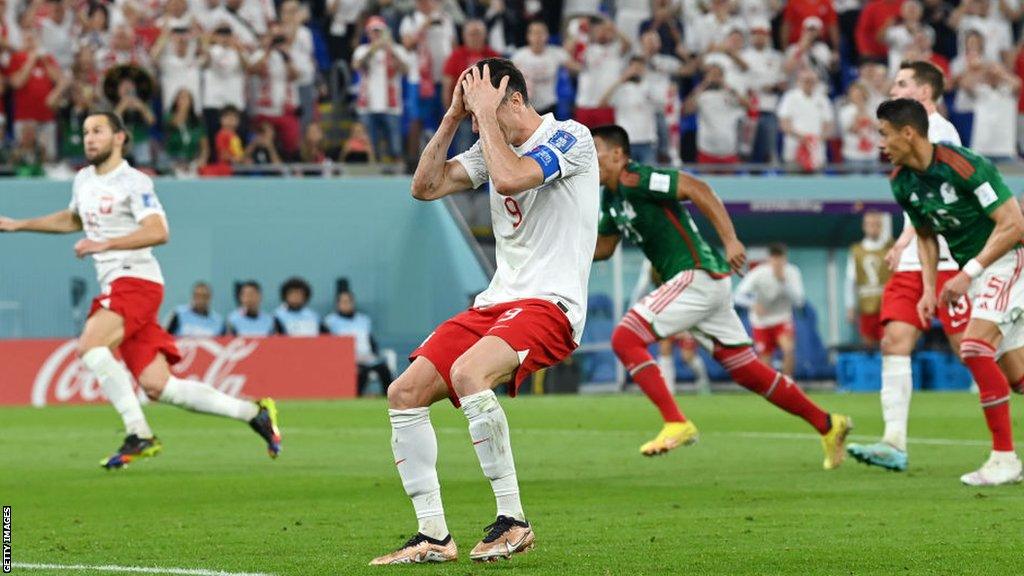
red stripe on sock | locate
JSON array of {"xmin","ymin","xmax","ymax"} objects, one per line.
[{"xmin": 612, "ymin": 323, "xmax": 686, "ymax": 423}]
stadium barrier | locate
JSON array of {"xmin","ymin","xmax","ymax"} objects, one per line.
[{"xmin": 0, "ymin": 336, "xmax": 356, "ymax": 407}]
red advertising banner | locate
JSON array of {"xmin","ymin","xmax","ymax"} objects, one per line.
[{"xmin": 0, "ymin": 336, "xmax": 356, "ymax": 407}]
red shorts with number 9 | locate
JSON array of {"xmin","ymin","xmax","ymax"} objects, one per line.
[
  {"xmin": 88, "ymin": 277, "xmax": 182, "ymax": 378},
  {"xmin": 880, "ymin": 270, "xmax": 971, "ymax": 335},
  {"xmin": 410, "ymin": 299, "xmax": 577, "ymax": 408}
]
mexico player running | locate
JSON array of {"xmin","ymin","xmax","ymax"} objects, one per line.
[
  {"xmin": 848, "ymin": 61, "xmax": 971, "ymax": 471},
  {"xmin": 0, "ymin": 112, "xmax": 281, "ymax": 469},
  {"xmin": 877, "ymin": 98, "xmax": 1024, "ymax": 485},
  {"xmin": 371, "ymin": 59, "xmax": 598, "ymax": 565},
  {"xmin": 590, "ymin": 125, "xmax": 852, "ymax": 466}
]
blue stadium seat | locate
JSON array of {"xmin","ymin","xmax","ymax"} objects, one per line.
[{"xmin": 793, "ymin": 304, "xmax": 835, "ymax": 380}]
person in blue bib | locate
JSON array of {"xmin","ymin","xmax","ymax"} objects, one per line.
[
  {"xmin": 226, "ymin": 280, "xmax": 278, "ymax": 337},
  {"xmin": 322, "ymin": 288, "xmax": 393, "ymax": 395},
  {"xmin": 274, "ymin": 276, "xmax": 320, "ymax": 336},
  {"xmin": 166, "ymin": 281, "xmax": 225, "ymax": 337}
]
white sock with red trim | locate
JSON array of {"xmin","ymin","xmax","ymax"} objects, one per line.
[
  {"xmin": 389, "ymin": 407, "xmax": 449, "ymax": 540},
  {"xmin": 462, "ymin": 390, "xmax": 525, "ymax": 522},
  {"xmin": 82, "ymin": 347, "xmax": 152, "ymax": 438},
  {"xmin": 658, "ymin": 353, "xmax": 677, "ymax": 395},
  {"xmin": 158, "ymin": 376, "xmax": 258, "ymax": 421},
  {"xmin": 881, "ymin": 355, "xmax": 912, "ymax": 452}
]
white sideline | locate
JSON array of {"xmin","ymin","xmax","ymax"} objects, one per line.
[{"xmin": 12, "ymin": 562, "xmax": 274, "ymax": 576}]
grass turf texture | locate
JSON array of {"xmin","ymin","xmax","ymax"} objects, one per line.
[{"xmin": 3, "ymin": 393, "xmax": 1024, "ymax": 575}]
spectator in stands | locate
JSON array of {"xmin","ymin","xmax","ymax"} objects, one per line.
[
  {"xmin": 10, "ymin": 121, "xmax": 46, "ymax": 177},
  {"xmin": 78, "ymin": 3, "xmax": 110, "ymax": 52},
  {"xmin": 164, "ymin": 88, "xmax": 209, "ymax": 174},
  {"xmin": 299, "ymin": 122, "xmax": 329, "ymax": 164},
  {"xmin": 167, "ymin": 282, "xmax": 226, "ymax": 337},
  {"xmin": 341, "ymin": 121, "xmax": 375, "ymax": 163},
  {"xmin": 951, "ymin": 30, "xmax": 990, "ymax": 114},
  {"xmin": 599, "ymin": 56, "xmax": 659, "ymax": 163},
  {"xmin": 0, "ymin": 0, "xmax": 21, "ymax": 51},
  {"xmin": 71, "ymin": 45, "xmax": 101, "ymax": 91},
  {"xmin": 248, "ymin": 22, "xmax": 301, "ymax": 159},
  {"xmin": 511, "ymin": 21, "xmax": 567, "ymax": 118},
  {"xmin": 157, "ymin": 0, "xmax": 195, "ymax": 29},
  {"xmin": 883, "ymin": 0, "xmax": 930, "ymax": 74},
  {"xmin": 571, "ymin": 16, "xmax": 630, "ymax": 128},
  {"xmin": 245, "ymin": 121, "xmax": 285, "ymax": 166},
  {"xmin": 4, "ymin": 29, "xmax": 62, "ymax": 161},
  {"xmin": 781, "ymin": 0, "xmax": 839, "ymax": 47},
  {"xmin": 639, "ymin": 0, "xmax": 684, "ymax": 57},
  {"xmin": 442, "ymin": 19, "xmax": 500, "ymax": 154},
  {"xmin": 951, "ymin": 0, "xmax": 1013, "ymax": 63},
  {"xmin": 846, "ymin": 211, "xmax": 892, "ymax": 347},
  {"xmin": 281, "ymin": 0, "xmax": 317, "ymax": 132},
  {"xmin": 743, "ymin": 19, "xmax": 786, "ymax": 164},
  {"xmin": 856, "ymin": 0, "xmax": 905, "ymax": 64},
  {"xmin": 901, "ymin": 28, "xmax": 950, "ymax": 77},
  {"xmin": 202, "ymin": 26, "xmax": 248, "ymax": 143},
  {"xmin": 839, "ymin": 82, "xmax": 880, "ymax": 169},
  {"xmin": 639, "ymin": 29, "xmax": 690, "ymax": 165},
  {"xmin": 735, "ymin": 243, "xmax": 805, "ymax": 376},
  {"xmin": 963, "ymin": 62, "xmax": 1021, "ymax": 161},
  {"xmin": 36, "ymin": 0, "xmax": 74, "ymax": 68},
  {"xmin": 684, "ymin": 62, "xmax": 747, "ymax": 165},
  {"xmin": 113, "ymin": 77, "xmax": 157, "ymax": 166},
  {"xmin": 703, "ymin": 25, "xmax": 750, "ymax": 93},
  {"xmin": 56, "ymin": 84, "xmax": 96, "ymax": 166},
  {"xmin": 151, "ymin": 24, "xmax": 203, "ymax": 115},
  {"xmin": 778, "ymin": 69, "xmax": 833, "ymax": 171},
  {"xmin": 227, "ymin": 281, "xmax": 278, "ymax": 336},
  {"xmin": 96, "ymin": 25, "xmax": 151, "ymax": 75},
  {"xmin": 687, "ymin": 0, "xmax": 746, "ymax": 55},
  {"xmin": 205, "ymin": 0, "xmax": 258, "ymax": 46},
  {"xmin": 353, "ymin": 16, "xmax": 410, "ymax": 163},
  {"xmin": 858, "ymin": 61, "xmax": 891, "ymax": 110},
  {"xmin": 326, "ymin": 0, "xmax": 367, "ymax": 66},
  {"xmin": 275, "ymin": 277, "xmax": 320, "ymax": 336},
  {"xmin": 836, "ymin": 0, "xmax": 863, "ymax": 63},
  {"xmin": 399, "ymin": 0, "xmax": 457, "ymax": 135},
  {"xmin": 322, "ymin": 289, "xmax": 394, "ymax": 395},
  {"xmin": 784, "ymin": 16, "xmax": 836, "ymax": 85},
  {"xmin": 213, "ymin": 105, "xmax": 245, "ymax": 167}
]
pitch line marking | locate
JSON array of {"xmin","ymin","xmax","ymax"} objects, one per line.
[
  {"xmin": 12, "ymin": 562, "xmax": 275, "ymax": 576},
  {"xmin": 720, "ymin": 431, "xmax": 990, "ymax": 447}
]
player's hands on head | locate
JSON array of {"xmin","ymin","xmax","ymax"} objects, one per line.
[
  {"xmin": 916, "ymin": 290, "xmax": 937, "ymax": 327},
  {"xmin": 74, "ymin": 238, "xmax": 110, "ymax": 258},
  {"xmin": 939, "ymin": 271, "xmax": 971, "ymax": 307},
  {"xmin": 446, "ymin": 68, "xmax": 471, "ymax": 121},
  {"xmin": 461, "ymin": 63, "xmax": 509, "ymax": 116},
  {"xmin": 0, "ymin": 216, "xmax": 22, "ymax": 232},
  {"xmin": 724, "ymin": 239, "xmax": 746, "ymax": 275}
]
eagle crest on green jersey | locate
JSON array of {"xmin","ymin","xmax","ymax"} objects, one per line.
[
  {"xmin": 598, "ymin": 162, "xmax": 732, "ymax": 280},
  {"xmin": 890, "ymin": 144, "xmax": 1018, "ymax": 267}
]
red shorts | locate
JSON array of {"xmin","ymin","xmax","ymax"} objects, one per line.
[
  {"xmin": 411, "ymin": 299, "xmax": 577, "ymax": 408},
  {"xmin": 697, "ymin": 151, "xmax": 740, "ymax": 164},
  {"xmin": 859, "ymin": 312, "xmax": 883, "ymax": 342},
  {"xmin": 88, "ymin": 278, "xmax": 181, "ymax": 378},
  {"xmin": 880, "ymin": 270, "xmax": 971, "ymax": 335},
  {"xmin": 573, "ymin": 107, "xmax": 615, "ymax": 129},
  {"xmin": 752, "ymin": 322, "xmax": 793, "ymax": 357}
]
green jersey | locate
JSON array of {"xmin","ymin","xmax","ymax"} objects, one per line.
[
  {"xmin": 598, "ymin": 162, "xmax": 732, "ymax": 280},
  {"xmin": 890, "ymin": 144, "xmax": 1016, "ymax": 267}
]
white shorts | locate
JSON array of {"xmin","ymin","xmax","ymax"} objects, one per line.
[
  {"xmin": 632, "ymin": 269, "xmax": 751, "ymax": 348},
  {"xmin": 969, "ymin": 246, "xmax": 1024, "ymax": 356}
]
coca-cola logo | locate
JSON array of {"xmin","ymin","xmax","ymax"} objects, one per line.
[{"xmin": 31, "ymin": 338, "xmax": 260, "ymax": 407}]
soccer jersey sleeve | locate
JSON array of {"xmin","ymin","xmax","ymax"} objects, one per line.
[
  {"xmin": 453, "ymin": 140, "xmax": 489, "ymax": 189},
  {"xmin": 597, "ymin": 196, "xmax": 619, "ymax": 236},
  {"xmin": 623, "ymin": 164, "xmax": 680, "ymax": 202},
  {"xmin": 963, "ymin": 157, "xmax": 1014, "ymax": 217},
  {"xmin": 128, "ymin": 173, "xmax": 165, "ymax": 223},
  {"xmin": 522, "ymin": 122, "xmax": 596, "ymax": 184}
]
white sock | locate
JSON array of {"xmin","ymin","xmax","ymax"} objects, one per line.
[
  {"xmin": 158, "ymin": 376, "xmax": 259, "ymax": 421},
  {"xmin": 688, "ymin": 354, "xmax": 710, "ymax": 393},
  {"xmin": 658, "ymin": 354, "xmax": 676, "ymax": 395},
  {"xmin": 881, "ymin": 355, "xmax": 913, "ymax": 452},
  {"xmin": 461, "ymin": 390, "xmax": 525, "ymax": 522},
  {"xmin": 82, "ymin": 347, "xmax": 152, "ymax": 438},
  {"xmin": 389, "ymin": 408, "xmax": 449, "ymax": 540}
]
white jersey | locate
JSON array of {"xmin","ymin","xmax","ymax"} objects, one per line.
[
  {"xmin": 896, "ymin": 111, "xmax": 962, "ymax": 272},
  {"xmin": 454, "ymin": 114, "xmax": 600, "ymax": 342},
  {"xmin": 734, "ymin": 262, "xmax": 805, "ymax": 328},
  {"xmin": 69, "ymin": 161, "xmax": 166, "ymax": 289}
]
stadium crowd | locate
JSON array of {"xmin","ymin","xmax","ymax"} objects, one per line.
[{"xmin": 1, "ymin": 0, "xmax": 1023, "ymax": 176}]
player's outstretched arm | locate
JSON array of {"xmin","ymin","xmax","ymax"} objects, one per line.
[
  {"xmin": 676, "ymin": 172, "xmax": 746, "ymax": 274},
  {"xmin": 73, "ymin": 214, "xmax": 169, "ymax": 258},
  {"xmin": 0, "ymin": 210, "xmax": 82, "ymax": 234},
  {"xmin": 411, "ymin": 69, "xmax": 475, "ymax": 201},
  {"xmin": 593, "ymin": 234, "xmax": 621, "ymax": 261}
]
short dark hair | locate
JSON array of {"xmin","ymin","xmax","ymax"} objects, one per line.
[
  {"xmin": 591, "ymin": 124, "xmax": 632, "ymax": 157},
  {"xmin": 220, "ymin": 104, "xmax": 241, "ymax": 119},
  {"xmin": 235, "ymin": 280, "xmax": 261, "ymax": 304},
  {"xmin": 471, "ymin": 57, "xmax": 530, "ymax": 107},
  {"xmin": 768, "ymin": 243, "xmax": 787, "ymax": 257},
  {"xmin": 876, "ymin": 98, "xmax": 929, "ymax": 137},
  {"xmin": 87, "ymin": 110, "xmax": 131, "ymax": 147},
  {"xmin": 280, "ymin": 277, "xmax": 312, "ymax": 303},
  {"xmin": 900, "ymin": 60, "xmax": 945, "ymax": 101},
  {"xmin": 192, "ymin": 281, "xmax": 211, "ymax": 291}
]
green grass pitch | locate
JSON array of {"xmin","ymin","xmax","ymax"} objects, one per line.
[{"xmin": 3, "ymin": 392, "xmax": 1024, "ymax": 575}]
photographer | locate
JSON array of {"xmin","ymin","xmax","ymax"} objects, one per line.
[
  {"xmin": 353, "ymin": 16, "xmax": 411, "ymax": 163},
  {"xmin": 598, "ymin": 56, "xmax": 658, "ymax": 164},
  {"xmin": 247, "ymin": 22, "xmax": 301, "ymax": 159},
  {"xmin": 683, "ymin": 62, "xmax": 748, "ymax": 165}
]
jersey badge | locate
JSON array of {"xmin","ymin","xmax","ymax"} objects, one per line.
[
  {"xmin": 650, "ymin": 172, "xmax": 671, "ymax": 193},
  {"xmin": 547, "ymin": 130, "xmax": 577, "ymax": 153},
  {"xmin": 974, "ymin": 182, "xmax": 999, "ymax": 208}
]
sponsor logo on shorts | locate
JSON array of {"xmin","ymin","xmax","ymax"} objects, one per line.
[{"xmin": 950, "ymin": 318, "xmax": 969, "ymax": 328}]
